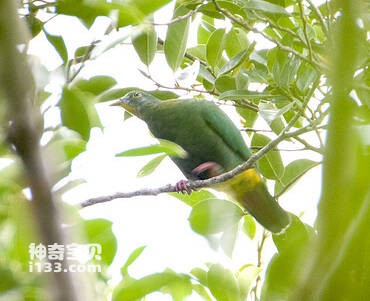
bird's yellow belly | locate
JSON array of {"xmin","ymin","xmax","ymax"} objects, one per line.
[{"xmin": 214, "ymin": 169, "xmax": 262, "ymax": 199}]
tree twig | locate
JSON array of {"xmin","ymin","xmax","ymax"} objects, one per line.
[
  {"xmin": 80, "ymin": 115, "xmax": 320, "ymax": 208},
  {"xmin": 211, "ymin": 0, "xmax": 324, "ymax": 70}
]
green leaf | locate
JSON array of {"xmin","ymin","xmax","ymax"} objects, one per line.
[
  {"xmin": 113, "ymin": 270, "xmax": 191, "ymax": 301},
  {"xmin": 275, "ymin": 159, "xmax": 319, "ymax": 195},
  {"xmin": 190, "ymin": 267, "xmax": 208, "ymax": 286},
  {"xmin": 169, "ymin": 190, "xmax": 216, "ymax": 207},
  {"xmin": 261, "ymin": 216, "xmax": 314, "ymax": 300},
  {"xmin": 192, "ymin": 284, "xmax": 213, "ymax": 301},
  {"xmin": 187, "ymin": 45, "xmax": 207, "ymax": 62},
  {"xmin": 137, "ymin": 154, "xmax": 166, "ymax": 177},
  {"xmin": 198, "ymin": 17, "xmax": 215, "ymax": 44},
  {"xmin": 243, "ymin": 0, "xmax": 289, "ymax": 15},
  {"xmin": 121, "ymin": 246, "xmax": 146, "ymax": 276},
  {"xmin": 296, "ymin": 62, "xmax": 319, "ymax": 94},
  {"xmin": 225, "ymin": 27, "xmax": 250, "ymax": 59},
  {"xmin": 59, "ymin": 88, "xmax": 91, "ymax": 140},
  {"xmin": 57, "ymin": 0, "xmax": 172, "ymax": 27},
  {"xmin": 43, "ymin": 29, "xmax": 68, "ymax": 64},
  {"xmin": 25, "ymin": 15, "xmax": 43, "ymax": 37},
  {"xmin": 219, "ymin": 43, "xmax": 255, "ymax": 76},
  {"xmin": 219, "ymin": 90, "xmax": 275, "ymax": 100},
  {"xmin": 206, "ymin": 28, "xmax": 226, "ymax": 69},
  {"xmin": 73, "ymin": 76, "xmax": 117, "ymax": 96},
  {"xmin": 220, "ymin": 54, "xmax": 245, "ymax": 77},
  {"xmin": 237, "ymin": 265, "xmax": 261, "ymax": 300},
  {"xmin": 243, "ymin": 215, "xmax": 257, "ymax": 239},
  {"xmin": 164, "ymin": 6, "xmax": 190, "ymax": 71},
  {"xmin": 117, "ymin": 139, "xmax": 187, "ymax": 158},
  {"xmin": 45, "ymin": 137, "xmax": 86, "ymax": 183},
  {"xmin": 251, "ymin": 134, "xmax": 284, "ymax": 179},
  {"xmin": 84, "ymin": 218, "xmax": 117, "ymax": 266},
  {"xmin": 237, "ymin": 107, "xmax": 258, "ymax": 130},
  {"xmin": 207, "ymin": 264, "xmax": 241, "ymax": 301},
  {"xmin": 199, "ymin": 1, "xmax": 247, "ymax": 20},
  {"xmin": 189, "ymin": 199, "xmax": 244, "ymax": 235},
  {"xmin": 220, "ymin": 224, "xmax": 238, "ymax": 257},
  {"xmin": 215, "ymin": 75, "xmax": 236, "ymax": 92},
  {"xmin": 258, "ymin": 102, "xmax": 292, "ymax": 134},
  {"xmin": 132, "ymin": 25, "xmax": 157, "ymax": 65}
]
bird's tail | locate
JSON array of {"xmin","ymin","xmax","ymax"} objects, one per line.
[{"xmin": 218, "ymin": 169, "xmax": 291, "ymax": 233}]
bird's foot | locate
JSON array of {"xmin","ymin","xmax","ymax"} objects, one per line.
[
  {"xmin": 175, "ymin": 179, "xmax": 192, "ymax": 195},
  {"xmin": 192, "ymin": 161, "xmax": 223, "ymax": 177}
]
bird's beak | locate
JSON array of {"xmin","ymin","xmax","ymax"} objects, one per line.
[
  {"xmin": 110, "ymin": 99, "xmax": 122, "ymax": 107},
  {"xmin": 110, "ymin": 97, "xmax": 138, "ymax": 116}
]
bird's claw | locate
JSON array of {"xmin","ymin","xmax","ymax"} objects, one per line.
[{"xmin": 175, "ymin": 179, "xmax": 192, "ymax": 195}]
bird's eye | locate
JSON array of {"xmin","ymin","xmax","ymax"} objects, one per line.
[{"xmin": 132, "ymin": 91, "xmax": 142, "ymax": 98}]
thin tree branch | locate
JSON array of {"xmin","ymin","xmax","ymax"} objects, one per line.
[
  {"xmin": 306, "ymin": 0, "xmax": 329, "ymax": 36},
  {"xmin": 211, "ymin": 0, "xmax": 324, "ymax": 70},
  {"xmin": 80, "ymin": 114, "xmax": 320, "ymax": 208},
  {"xmin": 151, "ymin": 9, "xmax": 197, "ymax": 26},
  {"xmin": 251, "ymin": 230, "xmax": 269, "ymax": 301},
  {"xmin": 138, "ymin": 68, "xmax": 218, "ymax": 96},
  {"xmin": 298, "ymin": 0, "xmax": 314, "ymax": 62}
]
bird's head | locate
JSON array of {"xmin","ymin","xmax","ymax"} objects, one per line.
[{"xmin": 110, "ymin": 90, "xmax": 159, "ymax": 118}]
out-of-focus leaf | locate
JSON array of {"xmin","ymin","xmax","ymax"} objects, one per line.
[
  {"xmin": 275, "ymin": 159, "xmax": 319, "ymax": 195},
  {"xmin": 25, "ymin": 15, "xmax": 43, "ymax": 37},
  {"xmin": 121, "ymin": 246, "xmax": 146, "ymax": 276},
  {"xmin": 84, "ymin": 219, "xmax": 117, "ymax": 266},
  {"xmin": 192, "ymin": 284, "xmax": 213, "ymax": 301},
  {"xmin": 206, "ymin": 28, "xmax": 226, "ymax": 69},
  {"xmin": 207, "ymin": 263, "xmax": 241, "ymax": 301},
  {"xmin": 242, "ymin": 215, "xmax": 257, "ymax": 239},
  {"xmin": 189, "ymin": 199, "xmax": 244, "ymax": 235},
  {"xmin": 169, "ymin": 190, "xmax": 216, "ymax": 207},
  {"xmin": 45, "ymin": 136, "xmax": 86, "ymax": 183},
  {"xmin": 132, "ymin": 25, "xmax": 157, "ymax": 65},
  {"xmin": 59, "ymin": 88, "xmax": 91, "ymax": 140},
  {"xmin": 237, "ymin": 264, "xmax": 262, "ymax": 300},
  {"xmin": 56, "ymin": 0, "xmax": 172, "ymax": 27},
  {"xmin": 164, "ymin": 6, "xmax": 190, "ymax": 71},
  {"xmin": 190, "ymin": 267, "xmax": 208, "ymax": 286},
  {"xmin": 43, "ymin": 29, "xmax": 68, "ymax": 64},
  {"xmin": 137, "ymin": 154, "xmax": 166, "ymax": 177},
  {"xmin": 117, "ymin": 139, "xmax": 187, "ymax": 158},
  {"xmin": 113, "ymin": 270, "xmax": 191, "ymax": 301},
  {"xmin": 73, "ymin": 76, "xmax": 116, "ymax": 96},
  {"xmin": 220, "ymin": 224, "xmax": 238, "ymax": 257},
  {"xmin": 261, "ymin": 216, "xmax": 315, "ymax": 300},
  {"xmin": 251, "ymin": 134, "xmax": 284, "ymax": 179}
]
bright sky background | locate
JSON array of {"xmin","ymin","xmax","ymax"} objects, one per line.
[{"xmin": 28, "ymin": 2, "xmax": 323, "ymax": 299}]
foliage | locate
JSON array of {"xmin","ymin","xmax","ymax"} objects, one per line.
[{"xmin": 0, "ymin": 0, "xmax": 368, "ymax": 300}]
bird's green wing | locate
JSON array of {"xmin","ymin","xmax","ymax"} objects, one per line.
[{"xmin": 200, "ymin": 102, "xmax": 251, "ymax": 162}]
